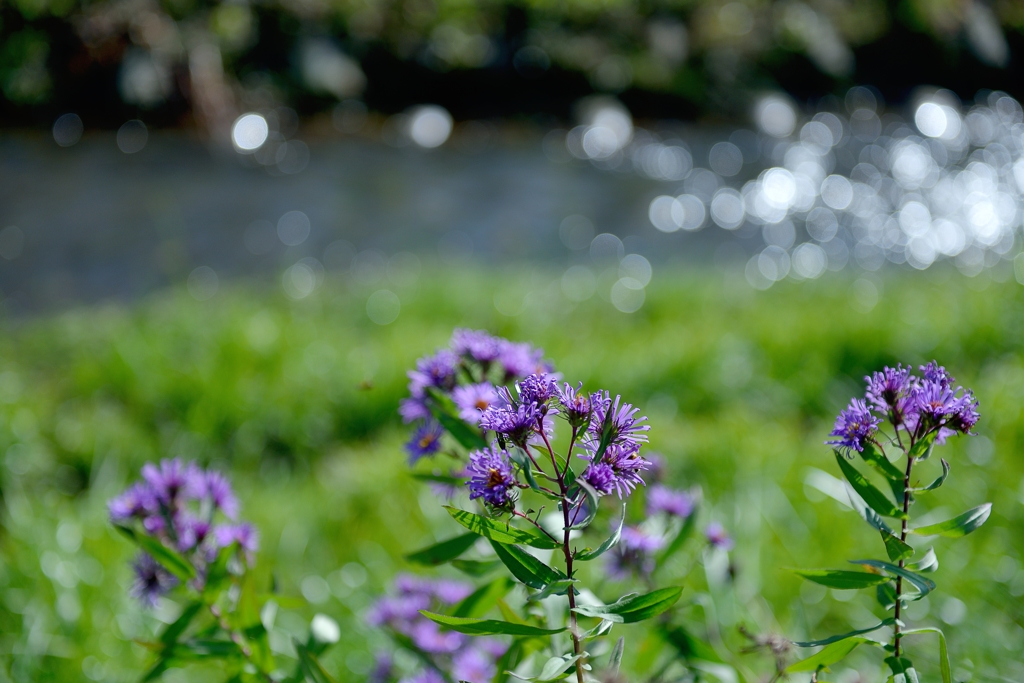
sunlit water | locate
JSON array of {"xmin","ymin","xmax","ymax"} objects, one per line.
[{"xmin": 2, "ymin": 86, "xmax": 1024, "ymax": 314}]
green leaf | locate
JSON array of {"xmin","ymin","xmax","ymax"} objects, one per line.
[
  {"xmin": 880, "ymin": 531, "xmax": 915, "ymax": 563},
  {"xmin": 573, "ymin": 586, "xmax": 683, "ymax": 624},
  {"xmin": 660, "ymin": 625, "xmax": 723, "ymax": 663},
  {"xmin": 452, "ymin": 559, "xmax": 502, "ymax": 577},
  {"xmin": 607, "ymin": 637, "xmax": 624, "ymax": 675},
  {"xmin": 445, "ymin": 507, "xmax": 560, "ymax": 549},
  {"xmin": 901, "ymin": 628, "xmax": 951, "ymax": 683},
  {"xmin": 792, "ymin": 569, "xmax": 891, "ymax": 590},
  {"xmin": 859, "ymin": 442, "xmax": 905, "ymax": 500},
  {"xmin": 656, "ymin": 506, "xmax": 699, "ymax": 566},
  {"xmin": 114, "ymin": 525, "xmax": 196, "ymax": 582},
  {"xmin": 877, "ymin": 582, "xmax": 898, "ymax": 609},
  {"xmin": 405, "ymin": 533, "xmax": 479, "ymax": 566},
  {"xmin": 906, "ymin": 548, "xmax": 938, "ymax": 573},
  {"xmin": 846, "ymin": 485, "xmax": 895, "ymax": 535},
  {"xmin": 885, "ymin": 656, "xmax": 920, "ymax": 683},
  {"xmin": 786, "ymin": 637, "xmax": 880, "ymax": 673},
  {"xmin": 793, "ymin": 618, "xmax": 895, "ymax": 647},
  {"xmin": 910, "ymin": 503, "xmax": 992, "ymax": 538},
  {"xmin": 453, "ymin": 578, "xmax": 514, "ymax": 618},
  {"xmin": 296, "ymin": 640, "xmax": 338, "ymax": 683},
  {"xmin": 411, "ymin": 472, "xmax": 464, "ymax": 486},
  {"xmin": 909, "ymin": 430, "xmax": 938, "ymax": 460},
  {"xmin": 849, "ymin": 560, "xmax": 935, "ymax": 599},
  {"xmin": 533, "ymin": 653, "xmax": 585, "ymax": 681},
  {"xmin": 835, "ymin": 453, "xmax": 907, "ymax": 519},
  {"xmin": 568, "ymin": 479, "xmax": 600, "ymax": 530},
  {"xmin": 159, "ymin": 602, "xmax": 203, "ymax": 647},
  {"xmin": 527, "ymin": 579, "xmax": 578, "ymax": 602},
  {"xmin": 575, "ymin": 506, "xmax": 624, "ymax": 562},
  {"xmin": 490, "ymin": 540, "xmax": 566, "ymax": 589},
  {"xmin": 174, "ymin": 639, "xmax": 243, "ymax": 659},
  {"xmin": 912, "ymin": 459, "xmax": 950, "ymax": 493},
  {"xmin": 580, "ymin": 619, "xmax": 614, "ymax": 640},
  {"xmin": 426, "ymin": 387, "xmax": 488, "ymax": 451},
  {"xmin": 420, "ymin": 610, "xmax": 566, "ymax": 637}
]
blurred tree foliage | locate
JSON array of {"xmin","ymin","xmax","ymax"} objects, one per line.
[{"xmin": 1, "ymin": 0, "xmax": 1024, "ymax": 128}]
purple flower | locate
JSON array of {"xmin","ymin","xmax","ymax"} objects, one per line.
[
  {"xmin": 947, "ymin": 390, "xmax": 980, "ymax": 434},
  {"xmin": 908, "ymin": 380, "xmax": 980, "ymax": 443},
  {"xmin": 517, "ymin": 373, "xmax": 558, "ymax": 407},
  {"xmin": 408, "ymin": 619, "xmax": 465, "ymax": 653},
  {"xmin": 399, "ymin": 397, "xmax": 431, "ymax": 423},
  {"xmin": 367, "ymin": 594, "xmax": 431, "ymax": 627},
  {"xmin": 214, "ymin": 523, "xmax": 259, "ymax": 555},
  {"xmin": 647, "ymin": 485, "xmax": 695, "ymax": 518},
  {"xmin": 826, "ymin": 398, "xmax": 880, "ymax": 452},
  {"xmin": 400, "ymin": 671, "xmax": 445, "ymax": 683},
  {"xmin": 479, "ymin": 390, "xmax": 541, "ymax": 448},
  {"xmin": 141, "ymin": 459, "xmax": 204, "ymax": 505},
  {"xmin": 108, "ymin": 482, "xmax": 158, "ymax": 522},
  {"xmin": 451, "ymin": 329, "xmax": 503, "ymax": 363},
  {"xmin": 580, "ymin": 442, "xmax": 651, "ymax": 498},
  {"xmin": 557, "ymin": 382, "xmax": 593, "ymax": 429},
  {"xmin": 920, "ymin": 361, "xmax": 954, "ymax": 388},
  {"xmin": 406, "ymin": 422, "xmax": 445, "ymax": 463},
  {"xmin": 865, "ymin": 365, "xmax": 914, "ymax": 420},
  {"xmin": 588, "ymin": 392, "xmax": 650, "ymax": 447},
  {"xmin": 176, "ymin": 514, "xmax": 212, "ymax": 552},
  {"xmin": 130, "ymin": 553, "xmax": 178, "ymax": 606},
  {"xmin": 407, "ymin": 349, "xmax": 460, "ymax": 398},
  {"xmin": 452, "ymin": 383, "xmax": 500, "ymax": 423},
  {"xmin": 368, "ymin": 653, "xmax": 394, "ymax": 683},
  {"xmin": 466, "ymin": 447, "xmax": 518, "ymax": 508},
  {"xmin": 705, "ymin": 522, "xmax": 733, "ymax": 551},
  {"xmin": 204, "ymin": 470, "xmax": 239, "ymax": 520},
  {"xmin": 452, "ymin": 646, "xmax": 500, "ymax": 683},
  {"xmin": 497, "ymin": 341, "xmax": 549, "ymax": 380},
  {"xmin": 606, "ymin": 526, "xmax": 663, "ymax": 580}
]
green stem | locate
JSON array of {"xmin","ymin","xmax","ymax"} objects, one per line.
[{"xmin": 894, "ymin": 450, "xmax": 915, "ymax": 658}]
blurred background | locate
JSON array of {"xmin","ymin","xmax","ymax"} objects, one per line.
[{"xmin": 3, "ymin": 0, "xmax": 1024, "ymax": 681}]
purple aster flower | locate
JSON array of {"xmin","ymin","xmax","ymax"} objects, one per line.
[
  {"xmin": 647, "ymin": 485, "xmax": 695, "ymax": 518},
  {"xmin": 517, "ymin": 373, "xmax": 558, "ymax": 407},
  {"xmin": 466, "ymin": 446, "xmax": 518, "ymax": 508},
  {"xmin": 408, "ymin": 619, "xmax": 465, "ymax": 654},
  {"xmin": 478, "ymin": 390, "xmax": 542, "ymax": 448},
  {"xmin": 497, "ymin": 341, "xmax": 550, "ymax": 380},
  {"xmin": 908, "ymin": 379, "xmax": 980, "ymax": 444},
  {"xmin": 141, "ymin": 459, "xmax": 204, "ymax": 505},
  {"xmin": 947, "ymin": 390, "xmax": 980, "ymax": 434},
  {"xmin": 407, "ymin": 349, "xmax": 460, "ymax": 398},
  {"xmin": 204, "ymin": 470, "xmax": 239, "ymax": 520},
  {"xmin": 864, "ymin": 365, "xmax": 914, "ymax": 420},
  {"xmin": 451, "ymin": 329, "xmax": 503, "ymax": 363},
  {"xmin": 826, "ymin": 398, "xmax": 880, "ymax": 452},
  {"xmin": 606, "ymin": 526, "xmax": 663, "ymax": 580},
  {"xmin": 108, "ymin": 482, "xmax": 158, "ymax": 522},
  {"xmin": 430, "ymin": 579, "xmax": 475, "ymax": 604},
  {"xmin": 588, "ymin": 392, "xmax": 650, "ymax": 447},
  {"xmin": 452, "ymin": 646, "xmax": 499, "ymax": 683},
  {"xmin": 368, "ymin": 653, "xmax": 394, "ymax": 683},
  {"xmin": 920, "ymin": 361, "xmax": 954, "ymax": 388},
  {"xmin": 367, "ymin": 594, "xmax": 431, "ymax": 627},
  {"xmin": 399, "ymin": 397, "xmax": 431, "ymax": 423},
  {"xmin": 400, "ymin": 670, "xmax": 445, "ymax": 683},
  {"xmin": 130, "ymin": 552, "xmax": 178, "ymax": 606},
  {"xmin": 452, "ymin": 383, "xmax": 500, "ymax": 423},
  {"xmin": 580, "ymin": 442, "xmax": 651, "ymax": 498},
  {"xmin": 176, "ymin": 514, "xmax": 212, "ymax": 552},
  {"xmin": 214, "ymin": 523, "xmax": 259, "ymax": 557},
  {"xmin": 705, "ymin": 522, "xmax": 733, "ymax": 551},
  {"xmin": 406, "ymin": 422, "xmax": 445, "ymax": 463},
  {"xmin": 557, "ymin": 382, "xmax": 594, "ymax": 429}
]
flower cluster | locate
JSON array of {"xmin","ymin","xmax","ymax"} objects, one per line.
[
  {"xmin": 368, "ymin": 575, "xmax": 508, "ymax": 683},
  {"xmin": 578, "ymin": 392, "xmax": 652, "ymax": 498},
  {"xmin": 828, "ymin": 361, "xmax": 980, "ymax": 452},
  {"xmin": 108, "ymin": 459, "xmax": 258, "ymax": 605}
]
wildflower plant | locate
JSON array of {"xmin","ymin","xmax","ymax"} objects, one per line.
[
  {"xmin": 786, "ymin": 363, "xmax": 990, "ymax": 681},
  {"xmin": 109, "ymin": 459, "xmax": 338, "ymax": 681},
  {"xmin": 383, "ymin": 329, "xmax": 732, "ymax": 682}
]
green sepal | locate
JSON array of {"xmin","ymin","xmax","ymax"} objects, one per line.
[
  {"xmin": 405, "ymin": 533, "xmax": 479, "ymax": 566},
  {"xmin": 880, "ymin": 531, "xmax": 914, "ymax": 563},
  {"xmin": 114, "ymin": 525, "xmax": 196, "ymax": 582},
  {"xmin": 792, "ymin": 569, "xmax": 891, "ymax": 590},
  {"xmin": 572, "ymin": 586, "xmax": 683, "ymax": 624},
  {"xmin": 489, "ymin": 539, "xmax": 566, "ymax": 589},
  {"xmin": 420, "ymin": 610, "xmax": 566, "ymax": 637},
  {"xmin": 910, "ymin": 503, "xmax": 992, "ymax": 538},
  {"xmin": 835, "ymin": 452, "xmax": 907, "ymax": 519},
  {"xmin": 911, "ymin": 459, "xmax": 950, "ymax": 493},
  {"xmin": 445, "ymin": 506, "xmax": 560, "ymax": 549},
  {"xmin": 785, "ymin": 637, "xmax": 882, "ymax": 673},
  {"xmin": 453, "ymin": 578, "xmax": 515, "ymax": 618},
  {"xmin": 793, "ymin": 618, "xmax": 895, "ymax": 647},
  {"xmin": 849, "ymin": 559, "xmax": 935, "ymax": 599},
  {"xmin": 575, "ymin": 506, "xmax": 624, "ymax": 562}
]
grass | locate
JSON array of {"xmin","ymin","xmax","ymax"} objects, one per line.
[{"xmin": 1, "ymin": 263, "xmax": 1023, "ymax": 682}]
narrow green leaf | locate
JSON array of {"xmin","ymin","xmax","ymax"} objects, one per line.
[
  {"xmin": 877, "ymin": 582, "xmax": 898, "ymax": 609},
  {"xmin": 527, "ymin": 579, "xmax": 578, "ymax": 602},
  {"xmin": 426, "ymin": 387, "xmax": 488, "ymax": 451},
  {"xmin": 568, "ymin": 480, "xmax": 600, "ymax": 530},
  {"xmin": 885, "ymin": 656, "xmax": 920, "ymax": 683},
  {"xmin": 534, "ymin": 653, "xmax": 585, "ymax": 681},
  {"xmin": 406, "ymin": 533, "xmax": 479, "ymax": 566},
  {"xmin": 845, "ymin": 484, "xmax": 895, "ymax": 534},
  {"xmin": 849, "ymin": 560, "xmax": 935, "ymax": 598},
  {"xmin": 573, "ymin": 586, "xmax": 683, "ymax": 624},
  {"xmin": 880, "ymin": 532, "xmax": 915, "ymax": 563},
  {"xmin": 608, "ymin": 637, "xmax": 624, "ymax": 675},
  {"xmin": 296, "ymin": 640, "xmax": 338, "ymax": 683},
  {"xmin": 792, "ymin": 569, "xmax": 891, "ymax": 590},
  {"xmin": 580, "ymin": 619, "xmax": 614, "ymax": 640},
  {"xmin": 420, "ymin": 610, "xmax": 566, "ymax": 637},
  {"xmin": 910, "ymin": 503, "xmax": 992, "ymax": 538},
  {"xmin": 115, "ymin": 525, "xmax": 196, "ymax": 581},
  {"xmin": 452, "ymin": 559, "xmax": 501, "ymax": 577},
  {"xmin": 901, "ymin": 628, "xmax": 951, "ymax": 683},
  {"xmin": 490, "ymin": 540, "xmax": 566, "ymax": 590},
  {"xmin": 575, "ymin": 506, "xmax": 624, "ymax": 562},
  {"xmin": 786, "ymin": 637, "xmax": 880, "ymax": 673},
  {"xmin": 859, "ymin": 442, "xmax": 905, "ymax": 499},
  {"xmin": 835, "ymin": 453, "xmax": 907, "ymax": 519},
  {"xmin": 445, "ymin": 507, "xmax": 560, "ymax": 549},
  {"xmin": 174, "ymin": 639, "xmax": 243, "ymax": 658},
  {"xmin": 906, "ymin": 548, "xmax": 938, "ymax": 573},
  {"xmin": 909, "ymin": 431, "xmax": 937, "ymax": 460},
  {"xmin": 411, "ymin": 472, "xmax": 464, "ymax": 486},
  {"xmin": 656, "ymin": 507, "xmax": 699, "ymax": 566},
  {"xmin": 507, "ymin": 449, "xmax": 554, "ymax": 499},
  {"xmin": 793, "ymin": 618, "xmax": 895, "ymax": 647},
  {"xmin": 159, "ymin": 602, "xmax": 203, "ymax": 647},
  {"xmin": 660, "ymin": 625, "xmax": 722, "ymax": 663},
  {"xmin": 453, "ymin": 578, "xmax": 514, "ymax": 618},
  {"xmin": 912, "ymin": 459, "xmax": 950, "ymax": 493}
]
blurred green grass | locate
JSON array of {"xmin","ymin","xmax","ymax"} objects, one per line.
[{"xmin": 1, "ymin": 265, "xmax": 1023, "ymax": 682}]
